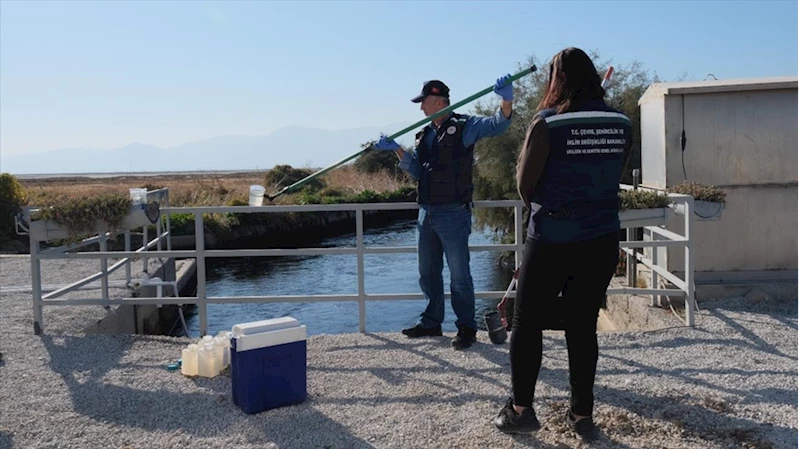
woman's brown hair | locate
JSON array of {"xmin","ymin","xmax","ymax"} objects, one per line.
[{"xmin": 537, "ymin": 47, "xmax": 605, "ymax": 113}]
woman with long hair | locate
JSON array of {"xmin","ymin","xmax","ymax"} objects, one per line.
[{"xmin": 492, "ymin": 47, "xmax": 633, "ymax": 441}]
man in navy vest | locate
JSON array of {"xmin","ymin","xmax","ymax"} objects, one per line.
[{"xmin": 373, "ymin": 75, "xmax": 514, "ymax": 349}]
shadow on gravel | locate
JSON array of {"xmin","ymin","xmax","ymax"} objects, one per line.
[
  {"xmin": 41, "ymin": 334, "xmax": 374, "ymax": 448},
  {"xmin": 598, "ymin": 385, "xmax": 795, "ymax": 449},
  {"xmin": 704, "ymin": 308, "xmax": 796, "ymax": 360},
  {"xmin": 600, "ymin": 349, "xmax": 796, "ymax": 409}
]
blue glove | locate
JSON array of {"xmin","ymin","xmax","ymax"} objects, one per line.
[
  {"xmin": 373, "ymin": 134, "xmax": 400, "ymax": 151},
  {"xmin": 493, "ymin": 74, "xmax": 513, "ymax": 101}
]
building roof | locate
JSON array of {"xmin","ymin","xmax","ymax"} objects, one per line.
[{"xmin": 638, "ymin": 76, "xmax": 798, "ymax": 105}]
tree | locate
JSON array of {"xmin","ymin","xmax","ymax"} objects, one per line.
[{"xmin": 470, "ymin": 50, "xmax": 661, "ymax": 242}]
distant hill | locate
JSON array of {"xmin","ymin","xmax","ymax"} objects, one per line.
[{"xmin": 1, "ymin": 122, "xmax": 416, "ymax": 175}]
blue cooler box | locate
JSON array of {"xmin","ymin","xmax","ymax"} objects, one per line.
[{"xmin": 230, "ymin": 317, "xmax": 307, "ymax": 414}]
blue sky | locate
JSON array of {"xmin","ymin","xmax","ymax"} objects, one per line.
[{"xmin": 1, "ymin": 0, "xmax": 796, "ymax": 157}]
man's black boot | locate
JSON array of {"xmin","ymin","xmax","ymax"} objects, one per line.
[
  {"xmin": 401, "ymin": 324, "xmax": 442, "ymax": 338},
  {"xmin": 493, "ymin": 398, "xmax": 541, "ymax": 434},
  {"xmin": 451, "ymin": 324, "xmax": 477, "ymax": 350}
]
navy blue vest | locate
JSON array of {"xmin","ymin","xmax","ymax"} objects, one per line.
[
  {"xmin": 527, "ymin": 100, "xmax": 633, "ymax": 243},
  {"xmin": 415, "ymin": 113, "xmax": 474, "ymax": 205}
]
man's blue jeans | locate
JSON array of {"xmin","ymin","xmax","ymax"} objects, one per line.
[{"xmin": 416, "ymin": 203, "xmax": 477, "ymax": 330}]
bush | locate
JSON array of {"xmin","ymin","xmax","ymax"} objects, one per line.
[
  {"xmin": 354, "ymin": 140, "xmax": 406, "ymax": 178},
  {"xmin": 294, "ymin": 186, "xmax": 416, "ymax": 206},
  {"xmin": 619, "ymin": 189, "xmax": 672, "ymax": 211},
  {"xmin": 667, "ymin": 181, "xmax": 726, "ymax": 203},
  {"xmin": 34, "ymin": 193, "xmax": 132, "ymax": 243},
  {"xmin": 0, "ymin": 173, "xmax": 26, "ymax": 244},
  {"xmin": 264, "ymin": 165, "xmax": 324, "ymax": 193}
]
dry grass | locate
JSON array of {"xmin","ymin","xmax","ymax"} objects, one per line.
[
  {"xmin": 20, "ymin": 166, "xmax": 412, "ymax": 207},
  {"xmin": 319, "ymin": 165, "xmax": 410, "ymax": 195}
]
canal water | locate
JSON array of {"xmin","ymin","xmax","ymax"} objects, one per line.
[{"xmin": 183, "ymin": 219, "xmax": 515, "ymax": 336}]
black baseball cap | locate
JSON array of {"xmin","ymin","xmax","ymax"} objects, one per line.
[{"xmin": 411, "ymin": 80, "xmax": 450, "ymax": 103}]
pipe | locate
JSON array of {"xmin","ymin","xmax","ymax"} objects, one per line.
[{"xmin": 267, "ymin": 65, "xmax": 538, "ymax": 200}]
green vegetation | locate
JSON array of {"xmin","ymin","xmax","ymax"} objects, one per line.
[
  {"xmin": 354, "ymin": 140, "xmax": 408, "ymax": 179},
  {"xmin": 264, "ymin": 164, "xmax": 325, "ymax": 194},
  {"xmin": 667, "ymin": 181, "xmax": 727, "ymax": 203},
  {"xmin": 619, "ymin": 189, "xmax": 672, "ymax": 211},
  {"xmin": 0, "ymin": 173, "xmax": 26, "ymax": 245},
  {"xmin": 33, "ymin": 193, "xmax": 132, "ymax": 243}
]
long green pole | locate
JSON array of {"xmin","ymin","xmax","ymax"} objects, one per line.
[{"xmin": 267, "ymin": 65, "xmax": 538, "ymax": 200}]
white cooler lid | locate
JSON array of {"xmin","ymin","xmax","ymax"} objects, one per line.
[
  {"xmin": 232, "ymin": 317, "xmax": 300, "ymax": 337},
  {"xmin": 233, "ymin": 325, "xmax": 307, "ymax": 352}
]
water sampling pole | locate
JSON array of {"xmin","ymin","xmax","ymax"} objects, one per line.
[{"xmin": 266, "ymin": 65, "xmax": 538, "ymax": 201}]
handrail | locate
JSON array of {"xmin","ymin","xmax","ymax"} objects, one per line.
[{"xmin": 25, "ymin": 186, "xmax": 696, "ymax": 336}]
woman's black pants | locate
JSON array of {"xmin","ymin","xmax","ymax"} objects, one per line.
[{"xmin": 510, "ymin": 231, "xmax": 619, "ymax": 417}]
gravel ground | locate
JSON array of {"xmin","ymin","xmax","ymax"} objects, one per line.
[{"xmin": 0, "ymin": 256, "xmax": 796, "ymax": 449}]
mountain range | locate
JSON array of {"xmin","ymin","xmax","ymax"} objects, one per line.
[{"xmin": 1, "ymin": 121, "xmax": 416, "ymax": 175}]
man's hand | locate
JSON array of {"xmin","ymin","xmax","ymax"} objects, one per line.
[
  {"xmin": 494, "ymin": 74, "xmax": 513, "ymax": 101},
  {"xmin": 373, "ymin": 134, "xmax": 400, "ymax": 151}
]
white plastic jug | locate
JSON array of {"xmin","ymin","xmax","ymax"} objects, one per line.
[
  {"xmin": 215, "ymin": 331, "xmax": 231, "ymax": 368},
  {"xmin": 198, "ymin": 342, "xmax": 218, "ymax": 377},
  {"xmin": 181, "ymin": 344, "xmax": 199, "ymax": 376},
  {"xmin": 213, "ymin": 335, "xmax": 228, "ymax": 370},
  {"xmin": 249, "ymin": 185, "xmax": 265, "ymax": 206}
]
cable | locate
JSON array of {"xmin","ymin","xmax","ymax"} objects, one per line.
[{"xmin": 680, "ymin": 95, "xmax": 688, "ymax": 181}]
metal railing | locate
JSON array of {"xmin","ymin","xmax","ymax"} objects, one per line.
[
  {"xmin": 18, "ymin": 188, "xmax": 172, "ymax": 334},
  {"xmin": 21, "ymin": 186, "xmax": 696, "ymax": 336}
]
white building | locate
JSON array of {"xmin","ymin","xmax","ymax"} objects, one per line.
[{"xmin": 638, "ymin": 76, "xmax": 798, "ymax": 291}]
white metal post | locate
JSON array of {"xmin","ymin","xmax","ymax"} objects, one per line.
[
  {"xmin": 124, "ymin": 231, "xmax": 131, "ymax": 284},
  {"xmin": 142, "ymin": 221, "xmax": 149, "ymax": 274},
  {"xmin": 649, "ymin": 228, "xmax": 659, "ymax": 307},
  {"xmin": 100, "ymin": 236, "xmax": 109, "ymax": 302},
  {"xmin": 30, "ymin": 238, "xmax": 43, "ymax": 335},
  {"xmin": 195, "ymin": 212, "xmax": 208, "ymax": 336},
  {"xmin": 165, "ymin": 190, "xmax": 172, "ymax": 252},
  {"xmin": 156, "ymin": 216, "xmax": 162, "ymax": 252},
  {"xmin": 356, "ymin": 210, "xmax": 365, "ymax": 333},
  {"xmin": 684, "ymin": 197, "xmax": 695, "ymax": 326}
]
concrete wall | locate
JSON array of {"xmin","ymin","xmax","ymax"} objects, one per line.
[
  {"xmin": 639, "ymin": 77, "xmax": 798, "ymax": 285},
  {"xmin": 84, "ymin": 258, "xmax": 196, "ymax": 335}
]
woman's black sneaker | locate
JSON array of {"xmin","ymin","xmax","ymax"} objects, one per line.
[
  {"xmin": 566, "ymin": 410, "xmax": 599, "ymax": 441},
  {"xmin": 493, "ymin": 398, "xmax": 541, "ymax": 434}
]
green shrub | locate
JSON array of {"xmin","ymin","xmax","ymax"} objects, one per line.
[
  {"xmin": 619, "ymin": 189, "xmax": 672, "ymax": 211},
  {"xmin": 166, "ymin": 213, "xmax": 195, "ymax": 236},
  {"xmin": 296, "ymin": 192, "xmax": 322, "ymax": 205},
  {"xmin": 382, "ymin": 186, "xmax": 416, "ymax": 202},
  {"xmin": 318, "ymin": 187, "xmax": 345, "ymax": 198},
  {"xmin": 224, "ymin": 198, "xmax": 270, "ymax": 226},
  {"xmin": 264, "ymin": 165, "xmax": 324, "ymax": 193},
  {"xmin": 350, "ymin": 189, "xmax": 381, "ymax": 203},
  {"xmin": 667, "ymin": 181, "xmax": 727, "ymax": 203},
  {"xmin": 34, "ymin": 193, "xmax": 132, "ymax": 243},
  {"xmin": 354, "ymin": 140, "xmax": 405, "ymax": 177},
  {"xmin": 0, "ymin": 173, "xmax": 26, "ymax": 244}
]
